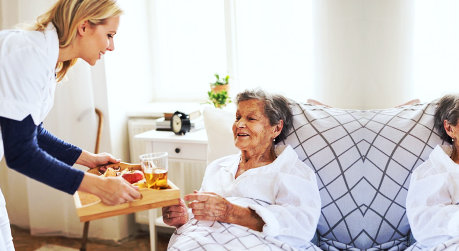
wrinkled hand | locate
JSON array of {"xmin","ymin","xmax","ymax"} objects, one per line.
[
  {"xmin": 162, "ymin": 199, "xmax": 188, "ymax": 228},
  {"xmin": 184, "ymin": 191, "xmax": 233, "ymax": 222}
]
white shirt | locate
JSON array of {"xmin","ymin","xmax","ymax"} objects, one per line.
[
  {"xmin": 0, "ymin": 24, "xmax": 59, "ymax": 160},
  {"xmin": 200, "ymin": 144, "xmax": 321, "ymax": 248},
  {"xmin": 406, "ymin": 145, "xmax": 459, "ymax": 249}
]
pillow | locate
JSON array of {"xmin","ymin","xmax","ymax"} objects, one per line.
[
  {"xmin": 203, "ymin": 99, "xmax": 444, "ymax": 250},
  {"xmin": 203, "ymin": 105, "xmax": 239, "ymax": 164},
  {"xmin": 281, "ymin": 101, "xmax": 444, "ymax": 250}
]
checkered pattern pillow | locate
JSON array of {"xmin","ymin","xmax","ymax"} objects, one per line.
[{"xmin": 282, "ymin": 101, "xmax": 443, "ymax": 250}]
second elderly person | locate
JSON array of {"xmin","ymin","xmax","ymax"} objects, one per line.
[
  {"xmin": 406, "ymin": 94, "xmax": 459, "ymax": 251},
  {"xmin": 162, "ymin": 89, "xmax": 321, "ymax": 250}
]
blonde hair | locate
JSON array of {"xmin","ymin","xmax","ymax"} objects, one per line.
[{"xmin": 34, "ymin": 0, "xmax": 122, "ymax": 81}]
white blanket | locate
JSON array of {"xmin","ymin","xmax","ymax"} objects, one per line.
[
  {"xmin": 168, "ymin": 196, "xmax": 320, "ymax": 251},
  {"xmin": 407, "ymin": 238, "xmax": 459, "ymax": 251},
  {"xmin": 168, "ymin": 218, "xmax": 321, "ymax": 251},
  {"xmin": 168, "ymin": 145, "xmax": 321, "ymax": 250}
]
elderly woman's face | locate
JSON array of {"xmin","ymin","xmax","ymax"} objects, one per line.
[{"xmin": 232, "ymin": 99, "xmax": 278, "ymax": 151}]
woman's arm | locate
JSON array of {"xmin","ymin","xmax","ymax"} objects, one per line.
[
  {"xmin": 184, "ymin": 191, "xmax": 265, "ymax": 231},
  {"xmin": 37, "ymin": 125, "xmax": 120, "ymax": 168},
  {"xmin": 36, "ymin": 124, "xmax": 82, "ymax": 166},
  {"xmin": 0, "ymin": 115, "xmax": 84, "ymax": 194},
  {"xmin": 247, "ymin": 168, "xmax": 321, "ymax": 241},
  {"xmin": 406, "ymin": 162, "xmax": 459, "ymax": 245},
  {"xmin": 0, "ymin": 115, "xmax": 141, "ymax": 205}
]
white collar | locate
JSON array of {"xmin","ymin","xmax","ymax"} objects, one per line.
[
  {"xmin": 43, "ymin": 23, "xmax": 59, "ymax": 72},
  {"xmin": 222, "ymin": 144, "xmax": 295, "ymax": 174}
]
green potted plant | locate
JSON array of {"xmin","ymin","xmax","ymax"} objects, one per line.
[{"xmin": 208, "ymin": 74, "xmax": 231, "ymax": 108}]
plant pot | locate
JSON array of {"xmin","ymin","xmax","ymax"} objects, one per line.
[
  {"xmin": 211, "ymin": 84, "xmax": 229, "ymax": 93},
  {"xmin": 214, "ymin": 103, "xmax": 226, "ymax": 108}
]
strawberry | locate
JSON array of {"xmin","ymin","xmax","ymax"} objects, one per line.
[{"xmin": 122, "ymin": 170, "xmax": 144, "ymax": 184}]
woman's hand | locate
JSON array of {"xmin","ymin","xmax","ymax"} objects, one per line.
[
  {"xmin": 162, "ymin": 199, "xmax": 188, "ymax": 228},
  {"xmin": 184, "ymin": 191, "xmax": 234, "ymax": 223},
  {"xmin": 78, "ymin": 173, "xmax": 141, "ymax": 205},
  {"xmin": 184, "ymin": 191, "xmax": 265, "ymax": 231},
  {"xmin": 76, "ymin": 150, "xmax": 120, "ymax": 169}
]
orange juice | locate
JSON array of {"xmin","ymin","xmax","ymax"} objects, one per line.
[{"xmin": 144, "ymin": 168, "xmax": 168, "ymax": 189}]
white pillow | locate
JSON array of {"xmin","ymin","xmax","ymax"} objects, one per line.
[{"xmin": 203, "ymin": 105, "xmax": 239, "ymax": 164}]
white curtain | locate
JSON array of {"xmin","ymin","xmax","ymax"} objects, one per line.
[
  {"xmin": 149, "ymin": 0, "xmax": 416, "ymax": 109},
  {"xmin": 411, "ymin": 0, "xmax": 459, "ymax": 103},
  {"xmin": 149, "ymin": 0, "xmax": 314, "ymax": 103},
  {"xmin": 149, "ymin": 0, "xmax": 227, "ymax": 102},
  {"xmin": 232, "ymin": 0, "xmax": 314, "ymax": 102}
]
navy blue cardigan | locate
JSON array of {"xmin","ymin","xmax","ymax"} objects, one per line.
[{"xmin": 0, "ymin": 115, "xmax": 84, "ymax": 194}]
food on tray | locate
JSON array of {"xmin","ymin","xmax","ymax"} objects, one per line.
[
  {"xmin": 86, "ymin": 162, "xmax": 151, "ymax": 188},
  {"xmin": 87, "ymin": 168, "xmax": 101, "ymax": 175},
  {"xmin": 133, "ymin": 180, "xmax": 147, "ymax": 188},
  {"xmin": 121, "ymin": 170, "xmax": 144, "ymax": 184},
  {"xmin": 103, "ymin": 167, "xmax": 117, "ymax": 177},
  {"xmin": 144, "ymin": 168, "xmax": 168, "ymax": 189}
]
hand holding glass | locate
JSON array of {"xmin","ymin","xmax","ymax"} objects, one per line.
[{"xmin": 140, "ymin": 152, "xmax": 168, "ymax": 189}]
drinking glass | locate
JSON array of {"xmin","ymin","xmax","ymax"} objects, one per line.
[{"xmin": 139, "ymin": 152, "xmax": 168, "ymax": 189}]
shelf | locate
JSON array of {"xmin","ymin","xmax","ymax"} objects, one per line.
[
  {"xmin": 135, "ymin": 128, "xmax": 208, "ymax": 144},
  {"xmin": 127, "ymin": 102, "xmax": 205, "ymax": 118}
]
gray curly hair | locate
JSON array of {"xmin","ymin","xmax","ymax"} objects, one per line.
[{"xmin": 434, "ymin": 94, "xmax": 459, "ymax": 143}]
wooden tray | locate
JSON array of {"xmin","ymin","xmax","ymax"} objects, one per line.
[{"xmin": 74, "ymin": 176, "xmax": 180, "ymax": 222}]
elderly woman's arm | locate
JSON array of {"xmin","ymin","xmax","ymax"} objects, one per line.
[
  {"xmin": 247, "ymin": 166, "xmax": 321, "ymax": 241},
  {"xmin": 406, "ymin": 158, "xmax": 459, "ymax": 246},
  {"xmin": 185, "ymin": 191, "xmax": 265, "ymax": 231}
]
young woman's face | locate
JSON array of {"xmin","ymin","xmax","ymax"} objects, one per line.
[{"xmin": 79, "ymin": 16, "xmax": 120, "ymax": 65}]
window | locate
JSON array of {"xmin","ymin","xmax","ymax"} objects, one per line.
[
  {"xmin": 151, "ymin": 0, "xmax": 227, "ymax": 101},
  {"xmin": 149, "ymin": 0, "xmax": 314, "ymax": 102},
  {"xmin": 232, "ymin": 0, "xmax": 314, "ymax": 101},
  {"xmin": 412, "ymin": 0, "xmax": 459, "ymax": 102}
]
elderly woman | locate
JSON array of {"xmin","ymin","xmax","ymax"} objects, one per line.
[
  {"xmin": 406, "ymin": 94, "xmax": 459, "ymax": 250},
  {"xmin": 162, "ymin": 89, "xmax": 321, "ymax": 250}
]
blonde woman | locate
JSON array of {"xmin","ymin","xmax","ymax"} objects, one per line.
[{"xmin": 0, "ymin": 0, "xmax": 141, "ymax": 249}]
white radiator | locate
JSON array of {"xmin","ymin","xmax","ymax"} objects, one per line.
[{"xmin": 127, "ymin": 118, "xmax": 157, "ymax": 163}]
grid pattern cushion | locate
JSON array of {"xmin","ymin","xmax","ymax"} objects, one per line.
[{"xmin": 282, "ymin": 101, "xmax": 443, "ymax": 250}]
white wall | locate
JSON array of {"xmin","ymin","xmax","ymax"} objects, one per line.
[
  {"xmin": 0, "ymin": 0, "xmax": 2, "ymax": 28},
  {"xmin": 313, "ymin": 0, "xmax": 415, "ymax": 109},
  {"xmin": 104, "ymin": 0, "xmax": 156, "ymax": 161}
]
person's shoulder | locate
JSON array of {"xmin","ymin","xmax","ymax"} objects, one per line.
[
  {"xmin": 276, "ymin": 145, "xmax": 316, "ymax": 176},
  {"xmin": 0, "ymin": 29, "xmax": 47, "ymax": 59},
  {"xmin": 412, "ymin": 145, "xmax": 451, "ymax": 179}
]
